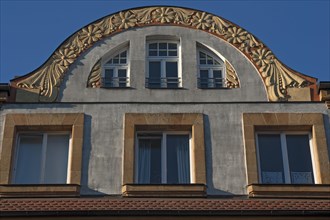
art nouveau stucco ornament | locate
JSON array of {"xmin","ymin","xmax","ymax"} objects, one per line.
[{"xmin": 12, "ymin": 6, "xmax": 313, "ymax": 101}]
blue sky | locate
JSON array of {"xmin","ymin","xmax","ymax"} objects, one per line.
[{"xmin": 0, "ymin": 0, "xmax": 329, "ymax": 83}]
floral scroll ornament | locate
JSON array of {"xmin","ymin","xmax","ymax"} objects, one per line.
[{"xmin": 14, "ymin": 6, "xmax": 313, "ymax": 102}]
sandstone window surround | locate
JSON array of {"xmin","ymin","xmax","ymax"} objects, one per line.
[
  {"xmin": 0, "ymin": 113, "xmax": 84, "ymax": 198},
  {"xmin": 242, "ymin": 113, "xmax": 330, "ymax": 198},
  {"xmin": 122, "ymin": 113, "xmax": 206, "ymax": 197}
]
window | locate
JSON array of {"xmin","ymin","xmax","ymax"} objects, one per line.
[
  {"xmin": 13, "ymin": 132, "xmax": 70, "ymax": 184},
  {"xmin": 146, "ymin": 42, "xmax": 180, "ymax": 88},
  {"xmin": 198, "ymin": 49, "xmax": 225, "ymax": 88},
  {"xmin": 0, "ymin": 113, "xmax": 84, "ymax": 197},
  {"xmin": 122, "ymin": 113, "xmax": 206, "ymax": 197},
  {"xmin": 242, "ymin": 113, "xmax": 330, "ymax": 198},
  {"xmin": 256, "ymin": 133, "xmax": 314, "ymax": 184},
  {"xmin": 136, "ymin": 132, "xmax": 190, "ymax": 184},
  {"xmin": 103, "ymin": 49, "xmax": 129, "ymax": 87}
]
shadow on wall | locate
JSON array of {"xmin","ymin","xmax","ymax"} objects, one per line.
[
  {"xmin": 323, "ymin": 114, "xmax": 330, "ymax": 161},
  {"xmin": 80, "ymin": 114, "xmax": 106, "ymax": 196},
  {"xmin": 203, "ymin": 115, "xmax": 234, "ymax": 197}
]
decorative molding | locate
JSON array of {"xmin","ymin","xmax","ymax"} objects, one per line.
[
  {"xmin": 12, "ymin": 6, "xmax": 314, "ymax": 101},
  {"xmin": 225, "ymin": 61, "xmax": 239, "ymax": 88},
  {"xmin": 87, "ymin": 59, "xmax": 101, "ymax": 88}
]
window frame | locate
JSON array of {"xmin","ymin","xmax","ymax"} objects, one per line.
[
  {"xmin": 102, "ymin": 48, "xmax": 130, "ymax": 88},
  {"xmin": 12, "ymin": 131, "xmax": 72, "ymax": 184},
  {"xmin": 255, "ymin": 131, "xmax": 316, "ymax": 184},
  {"xmin": 122, "ymin": 113, "xmax": 206, "ymax": 197},
  {"xmin": 134, "ymin": 131, "xmax": 192, "ymax": 184},
  {"xmin": 146, "ymin": 40, "xmax": 182, "ymax": 88},
  {"xmin": 197, "ymin": 48, "xmax": 226, "ymax": 89},
  {"xmin": 0, "ymin": 113, "xmax": 84, "ymax": 197}
]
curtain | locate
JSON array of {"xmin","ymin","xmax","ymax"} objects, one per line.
[
  {"xmin": 137, "ymin": 140, "xmax": 151, "ymax": 183},
  {"xmin": 176, "ymin": 136, "xmax": 190, "ymax": 183}
]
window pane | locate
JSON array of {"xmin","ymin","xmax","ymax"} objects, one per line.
[
  {"xmin": 44, "ymin": 134, "xmax": 69, "ymax": 183},
  {"xmin": 159, "ymin": 43, "xmax": 167, "ymax": 49},
  {"xmin": 258, "ymin": 134, "xmax": 285, "ymax": 183},
  {"xmin": 168, "ymin": 43, "xmax": 177, "ymax": 49},
  {"xmin": 159, "ymin": 50, "xmax": 167, "ymax": 56},
  {"xmin": 120, "ymin": 51, "xmax": 127, "ymax": 58},
  {"xmin": 148, "ymin": 61, "xmax": 161, "ymax": 87},
  {"xmin": 120, "ymin": 58, "xmax": 127, "ymax": 64},
  {"xmin": 168, "ymin": 51, "xmax": 177, "ymax": 56},
  {"xmin": 167, "ymin": 135, "xmax": 190, "ymax": 184},
  {"xmin": 213, "ymin": 70, "xmax": 222, "ymax": 88},
  {"xmin": 166, "ymin": 62, "xmax": 178, "ymax": 88},
  {"xmin": 138, "ymin": 138, "xmax": 161, "ymax": 184},
  {"xmin": 15, "ymin": 135, "xmax": 43, "ymax": 184},
  {"xmin": 149, "ymin": 43, "xmax": 157, "ymax": 50},
  {"xmin": 149, "ymin": 50, "xmax": 157, "ymax": 56},
  {"xmin": 286, "ymin": 135, "xmax": 314, "ymax": 184},
  {"xmin": 207, "ymin": 55, "xmax": 213, "ymax": 64},
  {"xmin": 118, "ymin": 69, "xmax": 127, "ymax": 87}
]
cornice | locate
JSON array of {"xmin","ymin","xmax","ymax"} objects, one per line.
[{"xmin": 11, "ymin": 6, "xmax": 317, "ymax": 102}]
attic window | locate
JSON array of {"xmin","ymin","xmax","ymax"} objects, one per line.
[{"xmin": 103, "ymin": 49, "xmax": 129, "ymax": 88}]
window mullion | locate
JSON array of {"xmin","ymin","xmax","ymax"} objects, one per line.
[
  {"xmin": 40, "ymin": 133, "xmax": 48, "ymax": 184},
  {"xmin": 161, "ymin": 60, "xmax": 166, "ymax": 87},
  {"xmin": 162, "ymin": 133, "xmax": 167, "ymax": 183},
  {"xmin": 281, "ymin": 133, "xmax": 291, "ymax": 183}
]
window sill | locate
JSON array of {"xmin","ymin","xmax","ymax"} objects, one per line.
[
  {"xmin": 247, "ymin": 184, "xmax": 330, "ymax": 198},
  {"xmin": 0, "ymin": 184, "xmax": 80, "ymax": 198},
  {"xmin": 101, "ymin": 86, "xmax": 133, "ymax": 89},
  {"xmin": 122, "ymin": 184, "xmax": 206, "ymax": 197}
]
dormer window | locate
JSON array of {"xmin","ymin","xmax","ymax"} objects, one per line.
[
  {"xmin": 103, "ymin": 49, "xmax": 129, "ymax": 88},
  {"xmin": 146, "ymin": 40, "xmax": 181, "ymax": 88},
  {"xmin": 197, "ymin": 49, "xmax": 225, "ymax": 88}
]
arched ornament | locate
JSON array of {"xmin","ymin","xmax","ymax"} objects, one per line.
[{"xmin": 11, "ymin": 6, "xmax": 316, "ymax": 101}]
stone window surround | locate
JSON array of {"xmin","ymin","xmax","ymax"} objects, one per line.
[
  {"xmin": 0, "ymin": 113, "xmax": 84, "ymax": 197},
  {"xmin": 242, "ymin": 113, "xmax": 330, "ymax": 198},
  {"xmin": 122, "ymin": 113, "xmax": 206, "ymax": 197}
]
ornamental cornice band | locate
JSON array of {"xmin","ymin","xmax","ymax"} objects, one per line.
[{"xmin": 12, "ymin": 6, "xmax": 315, "ymax": 101}]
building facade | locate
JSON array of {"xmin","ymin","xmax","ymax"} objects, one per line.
[{"xmin": 1, "ymin": 6, "xmax": 330, "ymax": 219}]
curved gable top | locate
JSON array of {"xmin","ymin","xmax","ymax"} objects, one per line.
[{"xmin": 11, "ymin": 6, "xmax": 317, "ymax": 102}]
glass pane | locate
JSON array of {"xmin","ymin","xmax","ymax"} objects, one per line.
[
  {"xmin": 120, "ymin": 58, "xmax": 127, "ymax": 64},
  {"xmin": 166, "ymin": 62, "xmax": 178, "ymax": 88},
  {"xmin": 257, "ymin": 134, "xmax": 285, "ymax": 183},
  {"xmin": 168, "ymin": 43, "xmax": 177, "ymax": 49},
  {"xmin": 159, "ymin": 43, "xmax": 167, "ymax": 49},
  {"xmin": 286, "ymin": 135, "xmax": 314, "ymax": 184},
  {"xmin": 138, "ymin": 138, "xmax": 161, "ymax": 184},
  {"xmin": 149, "ymin": 43, "xmax": 157, "ymax": 50},
  {"xmin": 120, "ymin": 51, "xmax": 127, "ymax": 58},
  {"xmin": 159, "ymin": 50, "xmax": 167, "ymax": 56},
  {"xmin": 213, "ymin": 70, "xmax": 222, "ymax": 88},
  {"xmin": 199, "ymin": 59, "xmax": 206, "ymax": 65},
  {"xmin": 148, "ymin": 61, "xmax": 161, "ymax": 87},
  {"xmin": 113, "ymin": 58, "xmax": 119, "ymax": 64},
  {"xmin": 44, "ymin": 134, "xmax": 69, "ymax": 183},
  {"xmin": 149, "ymin": 50, "xmax": 157, "ymax": 56},
  {"xmin": 15, "ymin": 135, "xmax": 43, "ymax": 184},
  {"xmin": 207, "ymin": 55, "xmax": 213, "ymax": 64},
  {"xmin": 167, "ymin": 135, "xmax": 190, "ymax": 184},
  {"xmin": 199, "ymin": 52, "xmax": 206, "ymax": 59},
  {"xmin": 168, "ymin": 51, "xmax": 177, "ymax": 56},
  {"xmin": 118, "ymin": 69, "xmax": 127, "ymax": 87}
]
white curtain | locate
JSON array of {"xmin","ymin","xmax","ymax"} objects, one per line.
[
  {"xmin": 138, "ymin": 140, "xmax": 151, "ymax": 183},
  {"xmin": 176, "ymin": 136, "xmax": 190, "ymax": 183}
]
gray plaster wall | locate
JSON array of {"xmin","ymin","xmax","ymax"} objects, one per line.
[
  {"xmin": 60, "ymin": 26, "xmax": 267, "ymax": 102},
  {"xmin": 1, "ymin": 103, "xmax": 329, "ymax": 196}
]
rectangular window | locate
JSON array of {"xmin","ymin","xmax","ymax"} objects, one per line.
[
  {"xmin": 146, "ymin": 42, "xmax": 180, "ymax": 88},
  {"xmin": 135, "ymin": 132, "xmax": 190, "ymax": 184},
  {"xmin": 256, "ymin": 132, "xmax": 314, "ymax": 184},
  {"xmin": 13, "ymin": 133, "xmax": 70, "ymax": 184}
]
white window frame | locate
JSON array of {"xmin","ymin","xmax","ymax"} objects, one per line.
[
  {"xmin": 12, "ymin": 131, "xmax": 72, "ymax": 184},
  {"xmin": 198, "ymin": 49, "xmax": 225, "ymax": 88},
  {"xmin": 255, "ymin": 131, "xmax": 316, "ymax": 184},
  {"xmin": 146, "ymin": 41, "xmax": 182, "ymax": 88},
  {"xmin": 134, "ymin": 131, "xmax": 192, "ymax": 184},
  {"xmin": 103, "ymin": 48, "xmax": 130, "ymax": 87}
]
